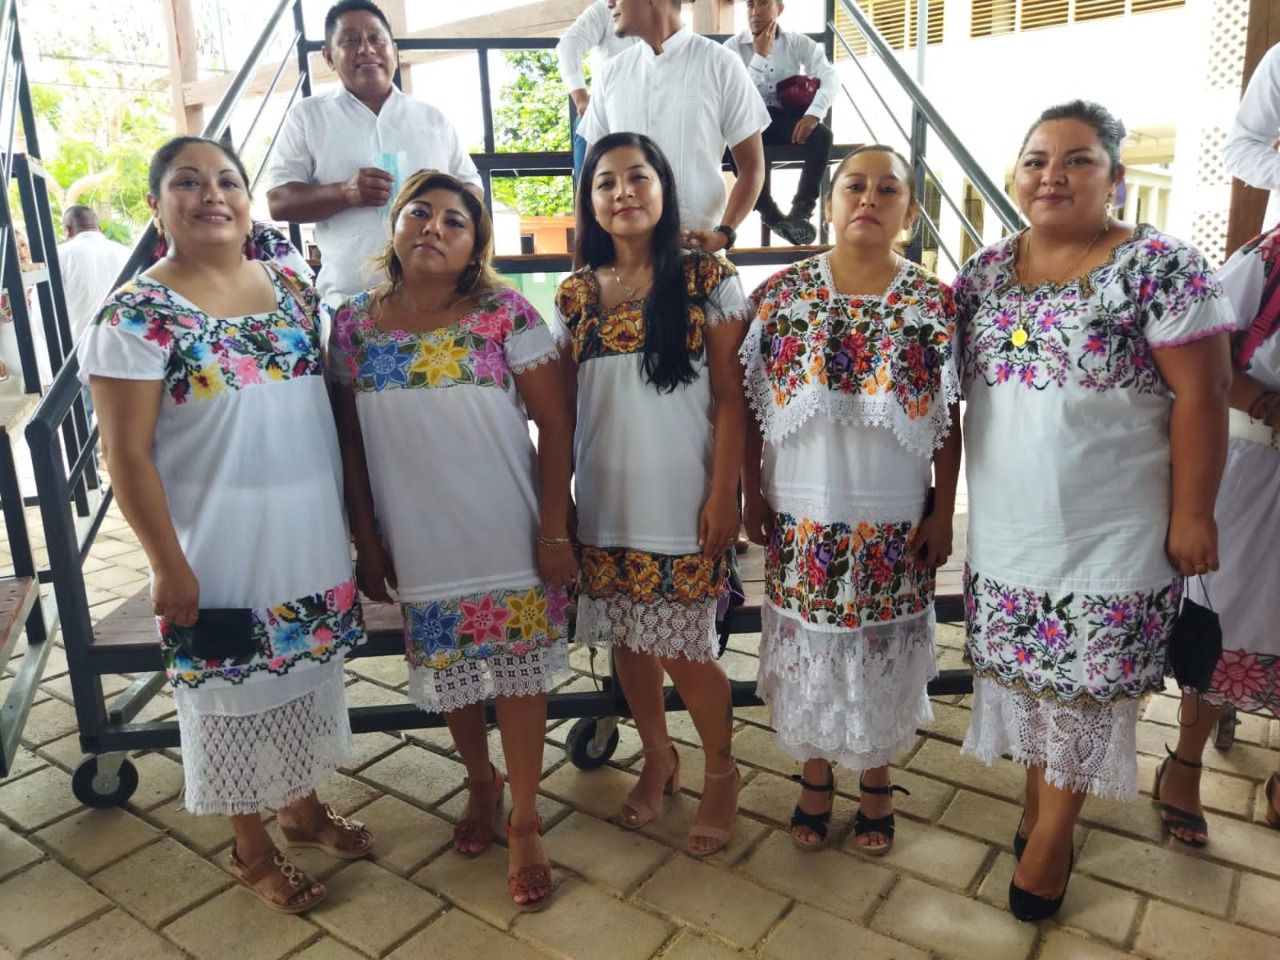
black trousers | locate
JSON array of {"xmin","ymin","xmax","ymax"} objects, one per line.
[{"xmin": 758, "ymin": 106, "xmax": 834, "ymax": 216}]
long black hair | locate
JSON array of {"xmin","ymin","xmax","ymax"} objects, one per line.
[{"xmin": 574, "ymin": 132, "xmax": 702, "ymax": 393}]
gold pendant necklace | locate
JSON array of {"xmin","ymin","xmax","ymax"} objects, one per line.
[
  {"xmin": 1013, "ymin": 221, "xmax": 1108, "ymax": 347},
  {"xmin": 609, "ymin": 265, "xmax": 651, "ymax": 300}
]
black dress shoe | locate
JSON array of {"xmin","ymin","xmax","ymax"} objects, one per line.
[{"xmin": 1008, "ymin": 850, "xmax": 1074, "ymax": 922}]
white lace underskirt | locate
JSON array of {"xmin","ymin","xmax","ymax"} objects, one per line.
[
  {"xmin": 407, "ymin": 642, "xmax": 570, "ymax": 714},
  {"xmin": 961, "ymin": 676, "xmax": 1140, "ymax": 801},
  {"xmin": 756, "ymin": 603, "xmax": 937, "ymax": 769},
  {"xmin": 575, "ymin": 594, "xmax": 719, "ymax": 662},
  {"xmin": 174, "ymin": 660, "xmax": 351, "ymax": 816}
]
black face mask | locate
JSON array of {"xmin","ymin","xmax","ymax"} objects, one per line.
[{"xmin": 1167, "ymin": 580, "xmax": 1222, "ymax": 693}]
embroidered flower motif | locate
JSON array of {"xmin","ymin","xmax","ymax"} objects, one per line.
[
  {"xmin": 505, "ymin": 588, "xmax": 549, "ymax": 641},
  {"xmin": 190, "ymin": 365, "xmax": 226, "ymax": 400},
  {"xmin": 459, "ymin": 594, "xmax": 512, "ymax": 645},
  {"xmin": 470, "ymin": 340, "xmax": 508, "ymax": 383},
  {"xmin": 1211, "ymin": 649, "xmax": 1270, "ymax": 703},
  {"xmin": 359, "ymin": 339, "xmax": 412, "ymax": 391},
  {"xmin": 410, "ymin": 339, "xmax": 470, "ymax": 387}
]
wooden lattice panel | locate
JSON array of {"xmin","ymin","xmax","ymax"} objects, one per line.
[{"xmin": 1191, "ymin": 208, "xmax": 1230, "ymax": 264}]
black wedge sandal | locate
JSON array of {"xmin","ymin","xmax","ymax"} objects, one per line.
[
  {"xmin": 1152, "ymin": 745, "xmax": 1208, "ymax": 847},
  {"xmin": 853, "ymin": 777, "xmax": 910, "ymax": 856},
  {"xmin": 789, "ymin": 766, "xmax": 836, "ymax": 851}
]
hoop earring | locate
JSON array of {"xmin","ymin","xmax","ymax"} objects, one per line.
[{"xmin": 153, "ymin": 222, "xmax": 168, "ymax": 259}]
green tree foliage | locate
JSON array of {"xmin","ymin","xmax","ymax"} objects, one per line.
[{"xmin": 491, "ymin": 51, "xmax": 575, "ymax": 218}]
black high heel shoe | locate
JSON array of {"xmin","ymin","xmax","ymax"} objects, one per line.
[
  {"xmin": 1008, "ymin": 849, "xmax": 1074, "ymax": 922},
  {"xmin": 1013, "ymin": 812, "xmax": 1028, "ymax": 861}
]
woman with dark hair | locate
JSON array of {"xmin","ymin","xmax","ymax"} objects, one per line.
[
  {"xmin": 955, "ymin": 100, "xmax": 1234, "ymax": 920},
  {"xmin": 329, "ymin": 168, "xmax": 575, "ymax": 911},
  {"xmin": 554, "ymin": 132, "xmax": 749, "ymax": 856},
  {"xmin": 80, "ymin": 136, "xmax": 371, "ymax": 914},
  {"xmin": 742, "ymin": 145, "xmax": 961, "ymax": 856}
]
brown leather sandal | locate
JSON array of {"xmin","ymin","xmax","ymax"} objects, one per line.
[
  {"xmin": 229, "ymin": 844, "xmax": 325, "ymax": 914},
  {"xmin": 280, "ymin": 803, "xmax": 374, "ymax": 860},
  {"xmin": 453, "ymin": 764, "xmax": 505, "ymax": 857},
  {"xmin": 506, "ymin": 814, "xmax": 553, "ymax": 911}
]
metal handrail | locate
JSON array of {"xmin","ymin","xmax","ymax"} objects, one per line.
[
  {"xmin": 833, "ymin": 0, "xmax": 1023, "ymax": 234},
  {"xmin": 25, "ymin": 0, "xmax": 298, "ymax": 570}
]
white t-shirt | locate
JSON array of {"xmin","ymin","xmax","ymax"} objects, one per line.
[
  {"xmin": 57, "ymin": 231, "xmax": 131, "ymax": 342},
  {"xmin": 578, "ymin": 26, "xmax": 770, "ymax": 233},
  {"xmin": 263, "ymin": 85, "xmax": 482, "ymax": 305},
  {"xmin": 556, "ymin": 0, "xmax": 638, "ymax": 93}
]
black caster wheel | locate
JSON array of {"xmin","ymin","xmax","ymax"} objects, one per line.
[
  {"xmin": 1213, "ymin": 706, "xmax": 1238, "ymax": 751},
  {"xmin": 72, "ymin": 755, "xmax": 139, "ymax": 808},
  {"xmin": 566, "ymin": 716, "xmax": 619, "ymax": 770}
]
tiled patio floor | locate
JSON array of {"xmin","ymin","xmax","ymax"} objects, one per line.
[{"xmin": 1, "ymin": 503, "xmax": 1278, "ymax": 959}]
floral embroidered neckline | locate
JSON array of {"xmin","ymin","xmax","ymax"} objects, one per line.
[
  {"xmin": 999, "ymin": 223, "xmax": 1154, "ymax": 298},
  {"xmin": 817, "ymin": 253, "xmax": 912, "ymax": 302},
  {"xmin": 136, "ymin": 265, "xmax": 284, "ymax": 322},
  {"xmin": 361, "ymin": 291, "xmax": 489, "ymax": 341}
]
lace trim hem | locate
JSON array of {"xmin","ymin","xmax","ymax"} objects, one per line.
[
  {"xmin": 508, "ymin": 350, "xmax": 560, "ymax": 375},
  {"xmin": 768, "ymin": 494, "xmax": 927, "ymax": 526},
  {"xmin": 176, "ymin": 664, "xmax": 351, "ymax": 816},
  {"xmin": 576, "ymin": 594, "xmax": 719, "ymax": 662},
  {"xmin": 757, "ymin": 603, "xmax": 936, "ymax": 766},
  {"xmin": 960, "ymin": 676, "xmax": 1140, "ymax": 801},
  {"xmin": 407, "ymin": 642, "xmax": 570, "ymax": 713}
]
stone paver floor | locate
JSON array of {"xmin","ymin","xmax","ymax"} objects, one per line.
[{"xmin": 1, "ymin": 502, "xmax": 1278, "ymax": 959}]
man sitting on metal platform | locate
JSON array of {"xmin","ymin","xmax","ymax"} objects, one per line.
[{"xmin": 725, "ymin": 0, "xmax": 838, "ymax": 246}]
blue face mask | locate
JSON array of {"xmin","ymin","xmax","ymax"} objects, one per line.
[{"xmin": 1167, "ymin": 581, "xmax": 1222, "ymax": 693}]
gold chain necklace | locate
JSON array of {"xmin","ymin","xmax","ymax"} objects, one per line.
[
  {"xmin": 609, "ymin": 265, "xmax": 652, "ymax": 300},
  {"xmin": 1013, "ymin": 221, "xmax": 1108, "ymax": 347}
]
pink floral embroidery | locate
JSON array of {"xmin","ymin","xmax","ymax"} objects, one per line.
[
  {"xmin": 459, "ymin": 594, "xmax": 512, "ymax": 644},
  {"xmin": 1211, "ymin": 649, "xmax": 1270, "ymax": 703}
]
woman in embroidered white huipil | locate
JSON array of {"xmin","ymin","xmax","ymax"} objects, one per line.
[
  {"xmin": 554, "ymin": 133, "xmax": 749, "ymax": 858},
  {"xmin": 955, "ymin": 101, "xmax": 1234, "ymax": 922},
  {"xmin": 743, "ymin": 146, "xmax": 962, "ymax": 856},
  {"xmin": 81, "ymin": 137, "xmax": 371, "ymax": 915},
  {"xmin": 1155, "ymin": 224, "xmax": 1280, "ymax": 848},
  {"xmin": 329, "ymin": 170, "xmax": 575, "ymax": 912}
]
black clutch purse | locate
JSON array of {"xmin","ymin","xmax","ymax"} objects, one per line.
[
  {"xmin": 1167, "ymin": 579, "xmax": 1222, "ymax": 692},
  {"xmin": 171, "ymin": 608, "xmax": 258, "ymax": 661}
]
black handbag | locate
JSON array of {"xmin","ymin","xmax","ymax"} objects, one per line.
[{"xmin": 1167, "ymin": 578, "xmax": 1222, "ymax": 692}]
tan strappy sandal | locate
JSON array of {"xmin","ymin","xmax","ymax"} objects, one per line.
[
  {"xmin": 620, "ymin": 743, "xmax": 681, "ymax": 830},
  {"xmin": 686, "ymin": 763, "xmax": 740, "ymax": 858}
]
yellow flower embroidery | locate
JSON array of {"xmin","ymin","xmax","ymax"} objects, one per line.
[
  {"xmin": 505, "ymin": 588, "xmax": 548, "ymax": 641},
  {"xmin": 411, "ymin": 339, "xmax": 470, "ymax": 386},
  {"xmin": 190, "ymin": 366, "xmax": 226, "ymax": 400}
]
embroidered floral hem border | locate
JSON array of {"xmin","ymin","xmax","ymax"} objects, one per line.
[
  {"xmin": 963, "ymin": 563, "xmax": 1180, "ymax": 704},
  {"xmin": 579, "ymin": 546, "xmax": 726, "ymax": 605},
  {"xmin": 1195, "ymin": 648, "xmax": 1280, "ymax": 719},
  {"xmin": 765, "ymin": 511, "xmax": 933, "ymax": 629},
  {"xmin": 403, "ymin": 584, "xmax": 569, "ymax": 671},
  {"xmin": 160, "ymin": 578, "xmax": 365, "ymax": 689}
]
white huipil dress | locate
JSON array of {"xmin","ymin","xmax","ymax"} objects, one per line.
[
  {"xmin": 328, "ymin": 287, "xmax": 569, "ymax": 713},
  {"xmin": 553, "ymin": 252, "xmax": 749, "ymax": 660},
  {"xmin": 79, "ymin": 265, "xmax": 366, "ymax": 815},
  {"xmin": 955, "ymin": 225, "xmax": 1237, "ymax": 799},
  {"xmin": 1186, "ymin": 229, "xmax": 1280, "ymax": 717},
  {"xmin": 743, "ymin": 255, "xmax": 960, "ymax": 768}
]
